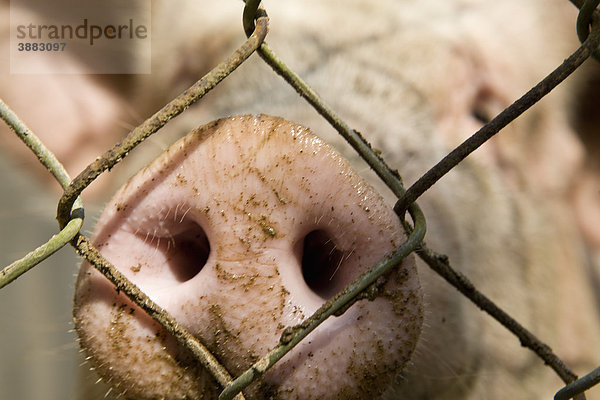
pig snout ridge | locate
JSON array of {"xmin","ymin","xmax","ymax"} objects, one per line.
[{"xmin": 73, "ymin": 114, "xmax": 423, "ymax": 400}]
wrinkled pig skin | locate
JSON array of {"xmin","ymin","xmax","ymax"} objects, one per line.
[
  {"xmin": 1, "ymin": 0, "xmax": 600, "ymax": 399},
  {"xmin": 74, "ymin": 114, "xmax": 423, "ymax": 400}
]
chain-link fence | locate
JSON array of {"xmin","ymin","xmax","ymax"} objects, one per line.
[{"xmin": 1, "ymin": 0, "xmax": 600, "ymax": 399}]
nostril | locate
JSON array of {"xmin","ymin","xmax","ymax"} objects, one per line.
[
  {"xmin": 471, "ymin": 105, "xmax": 492, "ymax": 125},
  {"xmin": 74, "ymin": 115, "xmax": 423, "ymax": 400},
  {"xmin": 470, "ymin": 86, "xmax": 504, "ymax": 125},
  {"xmin": 301, "ymin": 229, "xmax": 346, "ymax": 299},
  {"xmin": 164, "ymin": 223, "xmax": 210, "ymax": 282}
]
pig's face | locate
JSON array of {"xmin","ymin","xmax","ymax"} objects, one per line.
[
  {"xmin": 76, "ymin": 0, "xmax": 600, "ymax": 399},
  {"xmin": 73, "ymin": 115, "xmax": 423, "ymax": 399}
]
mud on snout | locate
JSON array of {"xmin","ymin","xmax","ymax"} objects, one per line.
[{"xmin": 73, "ymin": 114, "xmax": 423, "ymax": 400}]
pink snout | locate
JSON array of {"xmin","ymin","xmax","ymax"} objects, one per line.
[{"xmin": 73, "ymin": 114, "xmax": 423, "ymax": 399}]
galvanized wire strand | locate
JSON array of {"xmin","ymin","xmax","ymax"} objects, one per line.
[
  {"xmin": 0, "ymin": 98, "xmax": 83, "ymax": 288},
  {"xmin": 73, "ymin": 234, "xmax": 245, "ymax": 400},
  {"xmin": 218, "ymin": 203, "xmax": 426, "ymax": 400},
  {"xmin": 62, "ymin": 12, "xmax": 270, "ymax": 398},
  {"xmin": 577, "ymin": 0, "xmax": 600, "ymax": 62},
  {"xmin": 243, "ymin": 0, "xmax": 262, "ymax": 38},
  {"xmin": 401, "ymin": 3, "xmax": 600, "ymax": 396},
  {"xmin": 576, "ymin": 0, "xmax": 600, "ymax": 43},
  {"xmin": 211, "ymin": 5, "xmax": 423, "ymax": 398},
  {"xmin": 414, "ymin": 242, "xmax": 580, "ymax": 386},
  {"xmin": 257, "ymin": 44, "xmax": 407, "ymax": 199},
  {"xmin": 0, "ymin": 99, "xmax": 73, "ymax": 186},
  {"xmin": 56, "ymin": 11, "xmax": 269, "ymax": 229},
  {"xmin": 396, "ymin": 15, "xmax": 600, "ymax": 214},
  {"xmin": 243, "ymin": 1, "xmax": 586, "ymax": 395},
  {"xmin": 0, "ymin": 212, "xmax": 83, "ymax": 289},
  {"xmin": 242, "ymin": 2, "xmax": 407, "ymax": 200},
  {"xmin": 395, "ymin": 208, "xmax": 582, "ymax": 394},
  {"xmin": 0, "ymin": 0, "xmax": 595, "ymax": 398},
  {"xmin": 556, "ymin": 366, "xmax": 600, "ymax": 400}
]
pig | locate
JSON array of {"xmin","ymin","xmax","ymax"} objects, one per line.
[
  {"xmin": 73, "ymin": 114, "xmax": 424, "ymax": 399},
  {"xmin": 1, "ymin": 0, "xmax": 600, "ymax": 399}
]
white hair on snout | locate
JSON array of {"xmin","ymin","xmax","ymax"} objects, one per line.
[
  {"xmin": 2, "ymin": 0, "xmax": 591, "ymax": 398},
  {"xmin": 70, "ymin": 115, "xmax": 422, "ymax": 399}
]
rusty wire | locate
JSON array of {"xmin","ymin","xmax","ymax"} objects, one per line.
[
  {"xmin": 63, "ymin": 10, "xmax": 271, "ymax": 398},
  {"xmin": 394, "ymin": 2, "xmax": 600, "ymax": 398},
  {"xmin": 56, "ymin": 4, "xmax": 269, "ymax": 228},
  {"xmin": 247, "ymin": 0, "xmax": 598, "ymax": 395},
  {"xmin": 396, "ymin": 2, "xmax": 600, "ymax": 214},
  {"xmin": 576, "ymin": 0, "xmax": 600, "ymax": 60},
  {"xmin": 1, "ymin": 0, "xmax": 600, "ymax": 399},
  {"xmin": 0, "ymin": 98, "xmax": 84, "ymax": 288},
  {"xmin": 556, "ymin": 366, "xmax": 600, "ymax": 400}
]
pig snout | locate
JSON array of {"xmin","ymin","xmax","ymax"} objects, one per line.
[{"xmin": 73, "ymin": 114, "xmax": 423, "ymax": 399}]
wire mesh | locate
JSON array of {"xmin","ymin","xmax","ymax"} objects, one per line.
[{"xmin": 1, "ymin": 0, "xmax": 600, "ymax": 399}]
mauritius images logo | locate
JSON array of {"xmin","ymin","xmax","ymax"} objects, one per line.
[{"xmin": 10, "ymin": 0, "xmax": 151, "ymax": 74}]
